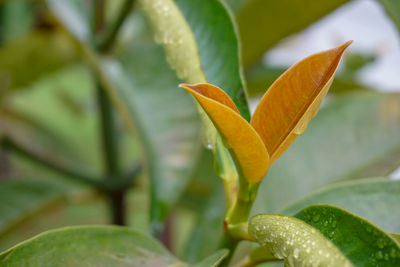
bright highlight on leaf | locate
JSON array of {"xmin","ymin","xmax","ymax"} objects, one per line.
[{"xmin": 180, "ymin": 41, "xmax": 352, "ymax": 183}]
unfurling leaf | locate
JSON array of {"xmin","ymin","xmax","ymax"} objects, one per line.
[
  {"xmin": 181, "ymin": 41, "xmax": 351, "ymax": 183},
  {"xmin": 251, "ymin": 41, "xmax": 352, "ymax": 163},
  {"xmin": 179, "ymin": 84, "xmax": 269, "ymax": 184}
]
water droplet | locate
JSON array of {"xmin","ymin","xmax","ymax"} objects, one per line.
[
  {"xmin": 331, "ymin": 220, "xmax": 337, "ymax": 228},
  {"xmin": 384, "ymin": 253, "xmax": 389, "ymax": 261},
  {"xmin": 328, "ymin": 231, "xmax": 335, "ymax": 238},
  {"xmin": 390, "ymin": 248, "xmax": 397, "ymax": 258},
  {"xmin": 205, "ymin": 141, "xmax": 213, "ymax": 150},
  {"xmin": 313, "ymin": 214, "xmax": 320, "ymax": 222},
  {"xmin": 323, "ymin": 220, "xmax": 329, "ymax": 227},
  {"xmin": 376, "ymin": 250, "xmax": 384, "ymax": 260},
  {"xmin": 293, "ymin": 248, "xmax": 300, "ymax": 259},
  {"xmin": 377, "ymin": 238, "xmax": 385, "ymax": 249}
]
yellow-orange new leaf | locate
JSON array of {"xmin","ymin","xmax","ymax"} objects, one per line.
[
  {"xmin": 179, "ymin": 83, "xmax": 270, "ymax": 184},
  {"xmin": 251, "ymin": 41, "xmax": 352, "ymax": 163}
]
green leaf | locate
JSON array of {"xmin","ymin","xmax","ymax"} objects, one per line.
[
  {"xmin": 0, "ymin": 226, "xmax": 227, "ymax": 266},
  {"xmin": 0, "ymin": 180, "xmax": 65, "ymax": 237},
  {"xmin": 46, "ymin": 0, "xmax": 202, "ymax": 232},
  {"xmin": 249, "ymin": 214, "xmax": 354, "ymax": 267},
  {"xmin": 377, "ymin": 0, "xmax": 400, "ymax": 34},
  {"xmin": 295, "ymin": 205, "xmax": 400, "ymax": 266},
  {"xmin": 2, "ymin": 65, "xmax": 105, "ymax": 173},
  {"xmin": 140, "ymin": 0, "xmax": 250, "ymax": 119},
  {"xmin": 0, "ymin": 31, "xmax": 79, "ymax": 90},
  {"xmin": 236, "ymin": 0, "xmax": 350, "ymax": 67},
  {"xmin": 101, "ymin": 42, "xmax": 202, "ymax": 233},
  {"xmin": 281, "ymin": 178, "xmax": 400, "ymax": 233},
  {"xmin": 253, "ymin": 92, "xmax": 400, "ymax": 213},
  {"xmin": 193, "ymin": 249, "xmax": 229, "ymax": 267}
]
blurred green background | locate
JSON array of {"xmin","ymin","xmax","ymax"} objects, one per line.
[{"xmin": 0, "ymin": 0, "xmax": 399, "ymax": 264}]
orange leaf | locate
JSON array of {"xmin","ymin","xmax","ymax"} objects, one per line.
[
  {"xmin": 251, "ymin": 41, "xmax": 352, "ymax": 163},
  {"xmin": 180, "ymin": 83, "xmax": 269, "ymax": 183}
]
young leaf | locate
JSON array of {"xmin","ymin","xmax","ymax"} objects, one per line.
[
  {"xmin": 281, "ymin": 178, "xmax": 400, "ymax": 233},
  {"xmin": 251, "ymin": 41, "xmax": 352, "ymax": 163},
  {"xmin": 295, "ymin": 205, "xmax": 400, "ymax": 266},
  {"xmin": 180, "ymin": 83, "xmax": 269, "ymax": 184},
  {"xmin": 249, "ymin": 214, "xmax": 354, "ymax": 267},
  {"xmin": 0, "ymin": 226, "xmax": 228, "ymax": 266},
  {"xmin": 253, "ymin": 92, "xmax": 400, "ymax": 213}
]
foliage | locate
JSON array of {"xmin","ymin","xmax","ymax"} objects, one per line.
[{"xmin": 0, "ymin": 0, "xmax": 399, "ymax": 266}]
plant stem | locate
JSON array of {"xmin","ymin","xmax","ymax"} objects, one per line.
[
  {"xmin": 1, "ymin": 137, "xmax": 107, "ymax": 189},
  {"xmin": 97, "ymin": 0, "xmax": 135, "ymax": 52},
  {"xmin": 218, "ymin": 230, "xmax": 239, "ymax": 267},
  {"xmin": 219, "ymin": 151, "xmax": 260, "ymax": 266},
  {"xmin": 93, "ymin": 0, "xmax": 127, "ymax": 225},
  {"xmin": 96, "ymin": 84, "xmax": 120, "ymax": 177}
]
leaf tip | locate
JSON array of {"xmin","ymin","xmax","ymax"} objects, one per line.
[{"xmin": 336, "ymin": 40, "xmax": 353, "ymax": 53}]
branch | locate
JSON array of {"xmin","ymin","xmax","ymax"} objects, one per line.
[
  {"xmin": 96, "ymin": 0, "xmax": 135, "ymax": 52},
  {"xmin": 1, "ymin": 137, "xmax": 107, "ymax": 190}
]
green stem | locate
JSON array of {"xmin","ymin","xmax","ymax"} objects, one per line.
[
  {"xmin": 219, "ymin": 151, "xmax": 260, "ymax": 266},
  {"xmin": 93, "ymin": 0, "xmax": 127, "ymax": 225},
  {"xmin": 97, "ymin": 0, "xmax": 135, "ymax": 52},
  {"xmin": 1, "ymin": 137, "xmax": 107, "ymax": 190},
  {"xmin": 218, "ymin": 231, "xmax": 239, "ymax": 267},
  {"xmin": 96, "ymin": 83, "xmax": 120, "ymax": 176}
]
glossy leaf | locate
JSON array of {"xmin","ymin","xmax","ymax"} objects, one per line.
[
  {"xmin": 295, "ymin": 205, "xmax": 400, "ymax": 266},
  {"xmin": 139, "ymin": 0, "xmax": 250, "ymax": 119},
  {"xmin": 0, "ymin": 181, "xmax": 65, "ymax": 237},
  {"xmin": 253, "ymin": 91, "xmax": 400, "ymax": 213},
  {"xmin": 180, "ymin": 83, "xmax": 269, "ymax": 183},
  {"xmin": 281, "ymin": 178, "xmax": 400, "ymax": 234},
  {"xmin": 251, "ymin": 41, "xmax": 351, "ymax": 163},
  {"xmin": 236, "ymin": 0, "xmax": 350, "ymax": 67},
  {"xmin": 0, "ymin": 226, "xmax": 228, "ymax": 266},
  {"xmin": 249, "ymin": 214, "xmax": 354, "ymax": 267}
]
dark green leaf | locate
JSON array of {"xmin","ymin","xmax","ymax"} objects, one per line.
[
  {"xmin": 236, "ymin": 0, "xmax": 350, "ymax": 67},
  {"xmin": 281, "ymin": 178, "xmax": 400, "ymax": 233},
  {"xmin": 253, "ymin": 92, "xmax": 400, "ymax": 213},
  {"xmin": 0, "ymin": 226, "xmax": 227, "ymax": 266},
  {"xmin": 295, "ymin": 205, "xmax": 400, "ymax": 266},
  {"xmin": 0, "ymin": 180, "xmax": 65, "ymax": 237},
  {"xmin": 140, "ymin": 0, "xmax": 250, "ymax": 119},
  {"xmin": 175, "ymin": 0, "xmax": 250, "ymax": 119},
  {"xmin": 249, "ymin": 214, "xmax": 354, "ymax": 266}
]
